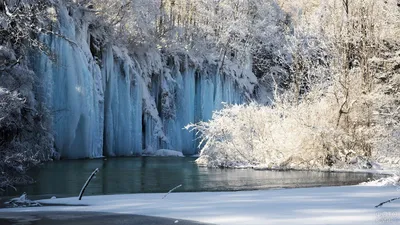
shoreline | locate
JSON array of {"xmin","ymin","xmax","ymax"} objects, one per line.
[
  {"xmin": 0, "ymin": 211, "xmax": 214, "ymax": 225},
  {"xmin": 0, "ymin": 185, "xmax": 399, "ymax": 225},
  {"xmin": 0, "ymin": 168, "xmax": 393, "ymax": 206}
]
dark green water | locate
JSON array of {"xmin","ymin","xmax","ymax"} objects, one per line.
[{"xmin": 2, "ymin": 157, "xmax": 382, "ymax": 198}]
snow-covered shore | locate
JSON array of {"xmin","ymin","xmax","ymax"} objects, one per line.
[{"xmin": 1, "ymin": 184, "xmax": 399, "ymax": 225}]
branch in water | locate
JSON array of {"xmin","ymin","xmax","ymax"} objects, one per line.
[
  {"xmin": 375, "ymin": 196, "xmax": 400, "ymax": 208},
  {"xmin": 162, "ymin": 184, "xmax": 182, "ymax": 199},
  {"xmin": 79, "ymin": 168, "xmax": 99, "ymax": 200}
]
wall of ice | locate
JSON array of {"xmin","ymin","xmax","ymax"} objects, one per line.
[{"xmin": 32, "ymin": 4, "xmax": 248, "ymax": 159}]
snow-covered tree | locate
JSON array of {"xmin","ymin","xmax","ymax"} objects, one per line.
[
  {"xmin": 0, "ymin": 0, "xmax": 55, "ymax": 189},
  {"xmin": 88, "ymin": 0, "xmax": 289, "ymax": 79},
  {"xmin": 188, "ymin": 0, "xmax": 400, "ymax": 169}
]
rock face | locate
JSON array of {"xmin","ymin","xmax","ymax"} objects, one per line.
[{"xmin": 32, "ymin": 4, "xmax": 249, "ymax": 159}]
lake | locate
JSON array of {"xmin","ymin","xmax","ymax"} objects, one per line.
[{"xmin": 1, "ymin": 157, "xmax": 382, "ymax": 198}]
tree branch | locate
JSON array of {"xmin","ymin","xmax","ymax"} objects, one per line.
[{"xmin": 375, "ymin": 197, "xmax": 400, "ymax": 208}]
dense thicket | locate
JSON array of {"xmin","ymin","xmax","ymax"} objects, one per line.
[{"xmin": 189, "ymin": 0, "xmax": 400, "ymax": 169}]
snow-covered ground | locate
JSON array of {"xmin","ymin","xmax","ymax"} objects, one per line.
[{"xmin": 1, "ymin": 184, "xmax": 399, "ymax": 225}]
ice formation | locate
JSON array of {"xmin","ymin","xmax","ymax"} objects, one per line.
[{"xmin": 32, "ymin": 4, "xmax": 250, "ymax": 158}]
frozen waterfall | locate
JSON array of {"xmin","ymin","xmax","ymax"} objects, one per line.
[{"xmin": 32, "ymin": 5, "xmax": 246, "ymax": 159}]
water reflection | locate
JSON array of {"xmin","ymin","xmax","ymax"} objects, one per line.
[{"xmin": 2, "ymin": 157, "xmax": 382, "ymax": 197}]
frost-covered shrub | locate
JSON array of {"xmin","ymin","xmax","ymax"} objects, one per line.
[
  {"xmin": 188, "ymin": 63, "xmax": 400, "ymax": 169},
  {"xmin": 187, "ymin": 100, "xmax": 335, "ymax": 169},
  {"xmin": 0, "ymin": 83, "xmax": 54, "ymax": 189},
  {"xmin": 0, "ymin": 46, "xmax": 54, "ymax": 189}
]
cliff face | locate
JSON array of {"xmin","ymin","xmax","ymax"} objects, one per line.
[{"xmin": 32, "ymin": 3, "xmax": 251, "ymax": 159}]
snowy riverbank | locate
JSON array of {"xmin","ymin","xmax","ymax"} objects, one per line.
[{"xmin": 1, "ymin": 184, "xmax": 399, "ymax": 225}]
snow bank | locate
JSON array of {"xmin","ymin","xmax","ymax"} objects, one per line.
[
  {"xmin": 360, "ymin": 175, "xmax": 400, "ymax": 187},
  {"xmin": 1, "ymin": 186, "xmax": 399, "ymax": 225},
  {"xmin": 5, "ymin": 193, "xmax": 41, "ymax": 207},
  {"xmin": 153, "ymin": 149, "xmax": 184, "ymax": 157}
]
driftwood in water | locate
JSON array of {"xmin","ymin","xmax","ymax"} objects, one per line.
[
  {"xmin": 375, "ymin": 196, "xmax": 400, "ymax": 208},
  {"xmin": 162, "ymin": 184, "xmax": 182, "ymax": 199},
  {"xmin": 79, "ymin": 168, "xmax": 99, "ymax": 200}
]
